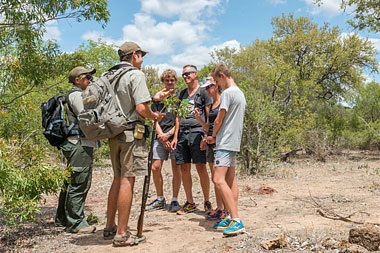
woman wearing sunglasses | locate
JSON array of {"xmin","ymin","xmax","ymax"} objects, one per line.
[{"xmin": 194, "ymin": 76, "xmax": 228, "ymax": 221}]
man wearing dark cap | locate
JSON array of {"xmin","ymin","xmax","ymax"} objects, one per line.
[
  {"xmin": 104, "ymin": 41, "xmax": 166, "ymax": 247},
  {"xmin": 55, "ymin": 66, "xmax": 97, "ymax": 234}
]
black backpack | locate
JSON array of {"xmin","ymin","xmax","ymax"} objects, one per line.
[{"xmin": 41, "ymin": 91, "xmax": 78, "ymax": 147}]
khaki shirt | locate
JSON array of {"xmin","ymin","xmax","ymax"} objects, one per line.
[
  {"xmin": 66, "ymin": 88, "xmax": 97, "ymax": 147},
  {"xmin": 113, "ymin": 62, "xmax": 151, "ymax": 123}
]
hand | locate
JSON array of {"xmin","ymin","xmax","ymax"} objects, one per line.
[
  {"xmin": 154, "ymin": 88, "xmax": 175, "ymax": 101},
  {"xmin": 158, "ymin": 132, "xmax": 170, "ymax": 142},
  {"xmin": 194, "ymin": 107, "xmax": 201, "ymax": 119},
  {"xmin": 161, "ymin": 140, "xmax": 171, "ymax": 150},
  {"xmin": 200, "ymin": 137, "xmax": 207, "ymax": 151},
  {"xmin": 207, "ymin": 136, "xmax": 216, "ymax": 144},
  {"xmin": 171, "ymin": 138, "xmax": 177, "ymax": 150},
  {"xmin": 154, "ymin": 112, "xmax": 166, "ymax": 122}
]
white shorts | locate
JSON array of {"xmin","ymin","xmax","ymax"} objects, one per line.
[{"xmin": 214, "ymin": 149, "xmax": 237, "ymax": 167}]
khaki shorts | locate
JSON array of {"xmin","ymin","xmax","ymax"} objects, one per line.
[{"xmin": 109, "ymin": 130, "xmax": 148, "ymax": 178}]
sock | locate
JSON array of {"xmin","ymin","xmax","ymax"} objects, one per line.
[
  {"xmin": 157, "ymin": 196, "xmax": 164, "ymax": 201},
  {"xmin": 171, "ymin": 197, "xmax": 178, "ymax": 202},
  {"xmin": 232, "ymin": 218, "xmax": 241, "ymax": 223}
]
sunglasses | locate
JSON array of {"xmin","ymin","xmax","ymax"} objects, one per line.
[
  {"xmin": 182, "ymin": 71, "xmax": 195, "ymax": 77},
  {"xmin": 85, "ymin": 74, "xmax": 93, "ymax": 81},
  {"xmin": 205, "ymin": 84, "xmax": 215, "ymax": 90}
]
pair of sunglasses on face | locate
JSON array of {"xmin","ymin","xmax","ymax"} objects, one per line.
[
  {"xmin": 205, "ymin": 84, "xmax": 216, "ymax": 90},
  {"xmin": 182, "ymin": 71, "xmax": 195, "ymax": 77},
  {"xmin": 79, "ymin": 74, "xmax": 93, "ymax": 81}
]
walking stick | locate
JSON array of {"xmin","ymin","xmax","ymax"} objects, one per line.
[{"xmin": 137, "ymin": 117, "xmax": 157, "ymax": 238}]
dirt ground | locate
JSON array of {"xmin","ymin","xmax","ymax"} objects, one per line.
[{"xmin": 3, "ymin": 150, "xmax": 380, "ymax": 252}]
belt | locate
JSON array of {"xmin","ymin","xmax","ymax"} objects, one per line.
[{"xmin": 125, "ymin": 121, "xmax": 143, "ymax": 130}]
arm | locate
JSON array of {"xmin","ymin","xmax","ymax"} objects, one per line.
[
  {"xmin": 194, "ymin": 107, "xmax": 209, "ymax": 133},
  {"xmin": 136, "ymin": 102, "xmax": 165, "ymax": 121},
  {"xmin": 207, "ymin": 108, "xmax": 226, "ymax": 144},
  {"xmin": 171, "ymin": 116, "xmax": 180, "ymax": 150}
]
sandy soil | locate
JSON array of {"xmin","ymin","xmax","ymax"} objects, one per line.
[{"xmin": 2, "ymin": 150, "xmax": 380, "ymax": 252}]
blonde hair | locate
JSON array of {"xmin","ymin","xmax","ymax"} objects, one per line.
[{"xmin": 160, "ymin": 69, "xmax": 178, "ymax": 82}]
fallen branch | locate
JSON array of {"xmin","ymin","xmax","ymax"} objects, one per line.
[{"xmin": 308, "ymin": 191, "xmax": 380, "ymax": 226}]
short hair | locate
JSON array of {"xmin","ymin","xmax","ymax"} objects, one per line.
[
  {"xmin": 183, "ymin": 64, "xmax": 197, "ymax": 72},
  {"xmin": 212, "ymin": 63, "xmax": 232, "ymax": 78},
  {"xmin": 119, "ymin": 50, "xmax": 142, "ymax": 62},
  {"xmin": 160, "ymin": 69, "xmax": 178, "ymax": 82}
]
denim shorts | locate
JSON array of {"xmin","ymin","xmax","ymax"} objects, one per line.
[
  {"xmin": 152, "ymin": 139, "xmax": 176, "ymax": 160},
  {"xmin": 175, "ymin": 131, "xmax": 206, "ymax": 164},
  {"xmin": 214, "ymin": 149, "xmax": 237, "ymax": 167}
]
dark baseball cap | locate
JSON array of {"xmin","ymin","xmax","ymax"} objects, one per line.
[
  {"xmin": 118, "ymin": 41, "xmax": 147, "ymax": 57},
  {"xmin": 68, "ymin": 66, "xmax": 96, "ymax": 83}
]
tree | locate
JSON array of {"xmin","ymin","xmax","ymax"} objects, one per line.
[
  {"xmin": 0, "ymin": 0, "xmax": 110, "ymax": 107},
  {"xmin": 315, "ymin": 0, "xmax": 380, "ymax": 33},
  {"xmin": 0, "ymin": 1, "xmax": 110, "ymax": 227},
  {"xmin": 211, "ymin": 14, "xmax": 378, "ymax": 172}
]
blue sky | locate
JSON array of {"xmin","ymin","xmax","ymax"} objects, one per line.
[{"xmin": 43, "ymin": 0, "xmax": 380, "ymax": 80}]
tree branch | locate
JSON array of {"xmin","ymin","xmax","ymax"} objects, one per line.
[{"xmin": 0, "ymin": 77, "xmax": 66, "ymax": 107}]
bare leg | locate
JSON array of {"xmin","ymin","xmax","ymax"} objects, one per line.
[
  {"xmin": 152, "ymin": 159, "xmax": 164, "ymax": 197},
  {"xmin": 116, "ymin": 176, "xmax": 135, "ymax": 238},
  {"xmin": 212, "ymin": 166, "xmax": 238, "ymax": 218},
  {"xmin": 209, "ymin": 162, "xmax": 224, "ymax": 209},
  {"xmin": 171, "ymin": 159, "xmax": 181, "ymax": 198},
  {"xmin": 106, "ymin": 177, "xmax": 120, "ymax": 229},
  {"xmin": 225, "ymin": 166, "xmax": 238, "ymax": 212},
  {"xmin": 181, "ymin": 163, "xmax": 193, "ymax": 203},
  {"xmin": 195, "ymin": 163, "xmax": 210, "ymax": 202}
]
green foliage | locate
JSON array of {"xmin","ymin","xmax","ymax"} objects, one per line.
[
  {"xmin": 0, "ymin": 0, "xmax": 110, "ymax": 107},
  {"xmin": 211, "ymin": 14, "xmax": 378, "ymax": 173},
  {"xmin": 315, "ymin": 0, "xmax": 380, "ymax": 33},
  {"xmin": 0, "ymin": 1, "xmax": 110, "ymax": 227},
  {"xmin": 0, "ymin": 138, "xmax": 70, "ymax": 227},
  {"xmin": 160, "ymin": 94, "xmax": 191, "ymax": 119}
]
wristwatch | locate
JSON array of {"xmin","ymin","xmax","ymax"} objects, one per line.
[{"xmin": 169, "ymin": 130, "xmax": 173, "ymax": 136}]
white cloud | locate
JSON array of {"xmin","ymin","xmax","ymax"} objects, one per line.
[
  {"xmin": 141, "ymin": 0, "xmax": 223, "ymax": 21},
  {"xmin": 341, "ymin": 32, "xmax": 380, "ymax": 52},
  {"xmin": 170, "ymin": 40, "xmax": 240, "ymax": 69},
  {"xmin": 368, "ymin": 38, "xmax": 380, "ymax": 52},
  {"xmin": 42, "ymin": 26, "xmax": 62, "ymax": 41},
  {"xmin": 148, "ymin": 40, "xmax": 240, "ymax": 76},
  {"xmin": 120, "ymin": 14, "xmax": 206, "ymax": 55},
  {"xmin": 148, "ymin": 63, "xmax": 182, "ymax": 76},
  {"xmin": 304, "ymin": 0, "xmax": 343, "ymax": 17},
  {"xmin": 267, "ymin": 0, "xmax": 287, "ymax": 6}
]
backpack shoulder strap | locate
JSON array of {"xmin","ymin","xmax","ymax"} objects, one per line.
[
  {"xmin": 65, "ymin": 87, "xmax": 82, "ymax": 117},
  {"xmin": 178, "ymin": 88, "xmax": 188, "ymax": 101}
]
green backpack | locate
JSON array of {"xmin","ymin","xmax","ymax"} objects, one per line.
[{"xmin": 78, "ymin": 64, "xmax": 136, "ymax": 140}]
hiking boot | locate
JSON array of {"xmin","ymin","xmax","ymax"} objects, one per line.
[
  {"xmin": 176, "ymin": 201, "xmax": 197, "ymax": 215},
  {"xmin": 76, "ymin": 226, "xmax": 96, "ymax": 234},
  {"xmin": 206, "ymin": 208, "xmax": 222, "ymax": 221},
  {"xmin": 169, "ymin": 200, "xmax": 181, "ymax": 212},
  {"xmin": 213, "ymin": 217, "xmax": 231, "ymax": 230},
  {"xmin": 223, "ymin": 220, "xmax": 245, "ymax": 235},
  {"xmin": 204, "ymin": 201, "xmax": 212, "ymax": 215},
  {"xmin": 146, "ymin": 198, "xmax": 166, "ymax": 211}
]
